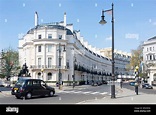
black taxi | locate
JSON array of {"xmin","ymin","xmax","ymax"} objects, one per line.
[{"xmin": 11, "ymin": 79, "xmax": 55, "ymax": 99}]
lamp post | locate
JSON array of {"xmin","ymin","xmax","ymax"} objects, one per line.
[
  {"xmin": 99, "ymin": 3, "xmax": 115, "ymax": 98},
  {"xmin": 134, "ymin": 65, "xmax": 139, "ymax": 95},
  {"xmin": 58, "ymin": 43, "xmax": 66, "ymax": 90},
  {"xmin": 0, "ymin": 50, "xmax": 4, "ymax": 74},
  {"xmin": 73, "ymin": 58, "xmax": 77, "ymax": 89}
]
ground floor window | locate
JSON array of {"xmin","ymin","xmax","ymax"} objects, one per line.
[
  {"xmin": 47, "ymin": 72, "xmax": 52, "ymax": 80},
  {"xmin": 38, "ymin": 72, "xmax": 42, "ymax": 79}
]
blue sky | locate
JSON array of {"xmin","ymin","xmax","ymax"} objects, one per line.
[{"xmin": 0, "ymin": 0, "xmax": 156, "ymax": 53}]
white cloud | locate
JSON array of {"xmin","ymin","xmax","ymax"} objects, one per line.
[
  {"xmin": 153, "ymin": 22, "xmax": 156, "ymax": 25},
  {"xmin": 131, "ymin": 3, "xmax": 134, "ymax": 7},
  {"xmin": 4, "ymin": 19, "xmax": 7, "ymax": 22},
  {"xmin": 23, "ymin": 3, "xmax": 25, "ymax": 7},
  {"xmin": 41, "ymin": 19, "xmax": 44, "ymax": 22},
  {"xmin": 95, "ymin": 34, "xmax": 98, "ymax": 38},
  {"xmin": 105, "ymin": 36, "xmax": 112, "ymax": 41},
  {"xmin": 95, "ymin": 3, "xmax": 98, "ymax": 7},
  {"xmin": 59, "ymin": 3, "xmax": 61, "ymax": 7},
  {"xmin": 125, "ymin": 33, "xmax": 139, "ymax": 40},
  {"xmin": 77, "ymin": 19, "xmax": 80, "ymax": 23},
  {"xmin": 149, "ymin": 19, "xmax": 152, "ymax": 23}
]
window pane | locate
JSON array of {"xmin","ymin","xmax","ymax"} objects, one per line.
[
  {"xmin": 47, "ymin": 72, "xmax": 52, "ymax": 80},
  {"xmin": 38, "ymin": 58, "xmax": 41, "ymax": 68},
  {"xmin": 48, "ymin": 58, "xmax": 52, "ymax": 68},
  {"xmin": 59, "ymin": 35, "xmax": 62, "ymax": 39},
  {"xmin": 48, "ymin": 45, "xmax": 52, "ymax": 52},
  {"xmin": 48, "ymin": 34, "xmax": 52, "ymax": 39},
  {"xmin": 38, "ymin": 35, "xmax": 42, "ymax": 39},
  {"xmin": 38, "ymin": 46, "xmax": 41, "ymax": 52}
]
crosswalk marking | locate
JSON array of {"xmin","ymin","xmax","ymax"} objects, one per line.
[
  {"xmin": 73, "ymin": 91, "xmax": 82, "ymax": 93},
  {"xmin": 91, "ymin": 92, "xmax": 99, "ymax": 94},
  {"xmin": 82, "ymin": 91, "xmax": 91, "ymax": 94},
  {"xmin": 59, "ymin": 90, "xmax": 108, "ymax": 95},
  {"xmin": 100, "ymin": 92, "xmax": 108, "ymax": 95}
]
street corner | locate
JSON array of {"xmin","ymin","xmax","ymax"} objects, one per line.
[{"xmin": 0, "ymin": 91, "xmax": 11, "ymax": 96}]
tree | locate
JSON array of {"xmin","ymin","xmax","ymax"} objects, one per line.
[
  {"xmin": 0, "ymin": 47, "xmax": 20, "ymax": 80},
  {"xmin": 127, "ymin": 42, "xmax": 143, "ymax": 75}
]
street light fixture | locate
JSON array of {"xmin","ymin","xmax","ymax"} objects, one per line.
[
  {"xmin": 99, "ymin": 3, "xmax": 115, "ymax": 98},
  {"xmin": 73, "ymin": 58, "xmax": 77, "ymax": 89},
  {"xmin": 58, "ymin": 43, "xmax": 66, "ymax": 90}
]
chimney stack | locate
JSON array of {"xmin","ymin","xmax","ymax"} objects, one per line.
[
  {"xmin": 35, "ymin": 11, "xmax": 38, "ymax": 26},
  {"xmin": 64, "ymin": 12, "xmax": 66, "ymax": 27}
]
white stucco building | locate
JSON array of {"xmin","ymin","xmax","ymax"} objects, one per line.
[
  {"xmin": 18, "ymin": 12, "xmax": 112, "ymax": 85},
  {"xmin": 0, "ymin": 53, "xmax": 2, "ymax": 74},
  {"xmin": 99, "ymin": 48, "xmax": 133, "ymax": 79},
  {"xmin": 142, "ymin": 36, "xmax": 156, "ymax": 85}
]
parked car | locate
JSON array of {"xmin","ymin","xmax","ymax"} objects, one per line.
[
  {"xmin": 0, "ymin": 80, "xmax": 11, "ymax": 87},
  {"xmin": 129, "ymin": 81, "xmax": 135, "ymax": 86},
  {"xmin": 102, "ymin": 80, "xmax": 108, "ymax": 84},
  {"xmin": 142, "ymin": 83, "xmax": 153, "ymax": 89},
  {"xmin": 11, "ymin": 79, "xmax": 55, "ymax": 99}
]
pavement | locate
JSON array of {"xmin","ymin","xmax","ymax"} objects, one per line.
[{"xmin": 1, "ymin": 84, "xmax": 156, "ymax": 104}]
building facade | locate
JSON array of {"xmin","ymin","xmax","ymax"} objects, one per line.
[
  {"xmin": 99, "ymin": 48, "xmax": 132, "ymax": 79},
  {"xmin": 18, "ymin": 12, "xmax": 112, "ymax": 85},
  {"xmin": 142, "ymin": 36, "xmax": 156, "ymax": 85},
  {"xmin": 0, "ymin": 53, "xmax": 2, "ymax": 75}
]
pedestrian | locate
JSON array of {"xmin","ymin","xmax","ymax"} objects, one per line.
[
  {"xmin": 120, "ymin": 81, "xmax": 122, "ymax": 88},
  {"xmin": 135, "ymin": 82, "xmax": 138, "ymax": 95}
]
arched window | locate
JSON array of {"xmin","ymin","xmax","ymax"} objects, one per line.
[
  {"xmin": 47, "ymin": 72, "xmax": 52, "ymax": 80},
  {"xmin": 38, "ymin": 72, "xmax": 41, "ymax": 79}
]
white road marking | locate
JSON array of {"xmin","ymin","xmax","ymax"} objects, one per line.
[
  {"xmin": 59, "ymin": 90, "xmax": 108, "ymax": 95},
  {"xmin": 100, "ymin": 92, "xmax": 108, "ymax": 95},
  {"xmin": 82, "ymin": 91, "xmax": 92, "ymax": 94},
  {"xmin": 73, "ymin": 91, "xmax": 83, "ymax": 93},
  {"xmin": 91, "ymin": 92, "xmax": 99, "ymax": 94}
]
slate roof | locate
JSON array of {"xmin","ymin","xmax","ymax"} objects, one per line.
[
  {"xmin": 147, "ymin": 36, "xmax": 156, "ymax": 41},
  {"xmin": 27, "ymin": 23, "xmax": 73, "ymax": 35}
]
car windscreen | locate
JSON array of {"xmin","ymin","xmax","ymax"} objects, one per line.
[{"xmin": 15, "ymin": 79, "xmax": 26, "ymax": 86}]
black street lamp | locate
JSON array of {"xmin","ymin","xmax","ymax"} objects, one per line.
[
  {"xmin": 58, "ymin": 43, "xmax": 66, "ymax": 90},
  {"xmin": 73, "ymin": 58, "xmax": 77, "ymax": 89},
  {"xmin": 99, "ymin": 3, "xmax": 115, "ymax": 98},
  {"xmin": 0, "ymin": 50, "xmax": 4, "ymax": 74}
]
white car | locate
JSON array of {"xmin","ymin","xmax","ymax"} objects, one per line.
[{"xmin": 0, "ymin": 80, "xmax": 10, "ymax": 87}]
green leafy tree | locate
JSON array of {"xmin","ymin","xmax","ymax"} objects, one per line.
[
  {"xmin": 126, "ymin": 42, "xmax": 143, "ymax": 75},
  {"xmin": 0, "ymin": 47, "xmax": 20, "ymax": 80}
]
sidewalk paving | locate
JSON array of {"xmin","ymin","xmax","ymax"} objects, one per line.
[{"xmin": 77, "ymin": 86, "xmax": 156, "ymax": 104}]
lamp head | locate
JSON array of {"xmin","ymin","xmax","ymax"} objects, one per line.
[
  {"xmin": 99, "ymin": 10, "xmax": 107, "ymax": 25},
  {"xmin": 99, "ymin": 15, "xmax": 107, "ymax": 25},
  {"xmin": 41, "ymin": 68, "xmax": 44, "ymax": 72}
]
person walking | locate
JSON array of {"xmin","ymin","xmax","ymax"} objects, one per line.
[
  {"xmin": 135, "ymin": 82, "xmax": 139, "ymax": 95},
  {"xmin": 120, "ymin": 81, "xmax": 122, "ymax": 88}
]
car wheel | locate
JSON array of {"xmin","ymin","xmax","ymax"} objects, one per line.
[
  {"xmin": 15, "ymin": 95, "xmax": 21, "ymax": 99},
  {"xmin": 49, "ymin": 91, "xmax": 54, "ymax": 97},
  {"xmin": 25, "ymin": 92, "xmax": 32, "ymax": 99}
]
